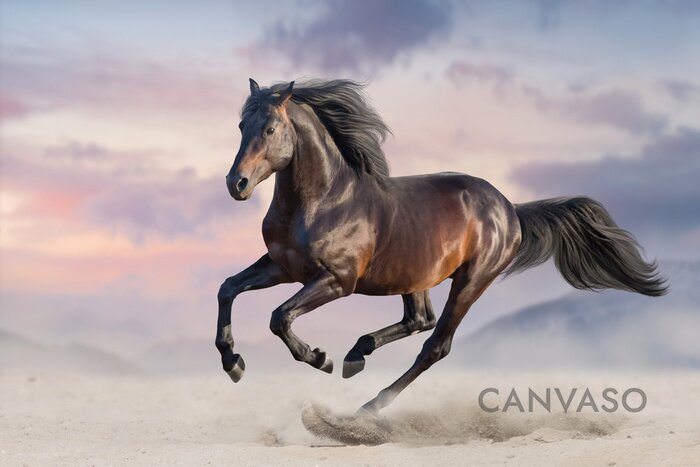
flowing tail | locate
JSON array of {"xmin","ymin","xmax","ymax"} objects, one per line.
[{"xmin": 504, "ymin": 196, "xmax": 668, "ymax": 296}]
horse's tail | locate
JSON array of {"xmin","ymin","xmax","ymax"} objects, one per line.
[{"xmin": 504, "ymin": 196, "xmax": 668, "ymax": 296}]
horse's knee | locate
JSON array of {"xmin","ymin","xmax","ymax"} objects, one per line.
[
  {"xmin": 215, "ymin": 324, "xmax": 233, "ymax": 352},
  {"xmin": 269, "ymin": 308, "xmax": 291, "ymax": 336},
  {"xmin": 217, "ymin": 278, "xmax": 237, "ymax": 302}
]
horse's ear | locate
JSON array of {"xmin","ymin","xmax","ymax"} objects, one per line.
[
  {"xmin": 249, "ymin": 78, "xmax": 260, "ymax": 95},
  {"xmin": 276, "ymin": 81, "xmax": 294, "ymax": 106}
]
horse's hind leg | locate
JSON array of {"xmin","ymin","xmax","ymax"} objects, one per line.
[
  {"xmin": 343, "ymin": 291, "xmax": 436, "ymax": 378},
  {"xmin": 358, "ymin": 265, "xmax": 497, "ymax": 414}
]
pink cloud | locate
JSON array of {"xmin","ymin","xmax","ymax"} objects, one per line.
[
  {"xmin": 0, "ymin": 137, "xmax": 270, "ymax": 305},
  {"xmin": 0, "ymin": 94, "xmax": 31, "ymax": 120},
  {"xmin": 22, "ymin": 190, "xmax": 87, "ymax": 220},
  {"xmin": 2, "ymin": 142, "xmax": 261, "ymax": 243}
]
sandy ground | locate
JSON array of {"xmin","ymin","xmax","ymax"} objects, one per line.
[{"xmin": 1, "ymin": 368, "xmax": 699, "ymax": 466}]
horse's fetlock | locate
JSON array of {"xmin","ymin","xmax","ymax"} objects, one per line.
[
  {"xmin": 356, "ymin": 334, "xmax": 376, "ymax": 353},
  {"xmin": 215, "ymin": 339, "xmax": 231, "ymax": 352}
]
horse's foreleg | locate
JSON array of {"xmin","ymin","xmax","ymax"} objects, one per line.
[
  {"xmin": 269, "ymin": 271, "xmax": 349, "ymax": 374},
  {"xmin": 343, "ymin": 291, "xmax": 435, "ymax": 378},
  {"xmin": 216, "ymin": 254, "xmax": 291, "ymax": 382}
]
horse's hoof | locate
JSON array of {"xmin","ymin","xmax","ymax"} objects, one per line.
[
  {"xmin": 311, "ymin": 348, "xmax": 334, "ymax": 374},
  {"xmin": 224, "ymin": 353, "xmax": 245, "ymax": 383},
  {"xmin": 342, "ymin": 357, "xmax": 365, "ymax": 378}
]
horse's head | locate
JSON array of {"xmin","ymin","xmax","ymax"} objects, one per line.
[{"xmin": 226, "ymin": 79, "xmax": 296, "ymax": 200}]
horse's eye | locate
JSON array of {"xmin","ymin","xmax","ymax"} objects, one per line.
[{"xmin": 266, "ymin": 127, "xmax": 275, "ymax": 135}]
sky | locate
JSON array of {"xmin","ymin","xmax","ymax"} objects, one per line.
[{"xmin": 1, "ymin": 0, "xmax": 699, "ymax": 359}]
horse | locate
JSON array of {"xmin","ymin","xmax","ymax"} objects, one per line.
[{"xmin": 215, "ymin": 78, "xmax": 667, "ymax": 414}]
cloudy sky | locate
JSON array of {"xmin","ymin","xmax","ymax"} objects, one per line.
[{"xmin": 1, "ymin": 0, "xmax": 699, "ymax": 359}]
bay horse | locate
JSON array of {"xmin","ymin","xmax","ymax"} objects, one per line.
[{"xmin": 216, "ymin": 78, "xmax": 667, "ymax": 414}]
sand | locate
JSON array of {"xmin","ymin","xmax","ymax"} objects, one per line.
[{"xmin": 1, "ymin": 368, "xmax": 699, "ymax": 466}]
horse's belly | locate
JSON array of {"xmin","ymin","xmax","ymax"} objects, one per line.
[
  {"xmin": 355, "ymin": 232, "xmax": 470, "ymax": 295},
  {"xmin": 354, "ymin": 275, "xmax": 442, "ymax": 296},
  {"xmin": 355, "ymin": 264, "xmax": 452, "ymax": 295}
]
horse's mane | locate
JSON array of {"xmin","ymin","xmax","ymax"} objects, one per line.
[{"xmin": 242, "ymin": 79, "xmax": 391, "ymax": 177}]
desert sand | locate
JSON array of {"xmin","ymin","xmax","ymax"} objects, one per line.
[{"xmin": 2, "ymin": 367, "xmax": 699, "ymax": 466}]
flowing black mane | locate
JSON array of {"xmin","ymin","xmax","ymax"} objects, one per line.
[{"xmin": 241, "ymin": 79, "xmax": 391, "ymax": 177}]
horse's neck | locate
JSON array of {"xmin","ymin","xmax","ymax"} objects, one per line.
[{"xmin": 274, "ymin": 103, "xmax": 355, "ymax": 209}]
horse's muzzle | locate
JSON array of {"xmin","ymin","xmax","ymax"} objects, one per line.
[{"xmin": 226, "ymin": 173, "xmax": 251, "ymax": 200}]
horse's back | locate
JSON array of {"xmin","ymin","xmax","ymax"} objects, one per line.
[
  {"xmin": 386, "ymin": 172, "xmax": 515, "ymax": 223},
  {"xmin": 389, "ymin": 171, "xmax": 500, "ymax": 192}
]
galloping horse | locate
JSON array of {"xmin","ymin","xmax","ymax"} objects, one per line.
[{"xmin": 216, "ymin": 79, "xmax": 667, "ymax": 414}]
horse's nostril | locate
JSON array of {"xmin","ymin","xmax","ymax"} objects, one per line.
[{"xmin": 236, "ymin": 177, "xmax": 249, "ymax": 192}]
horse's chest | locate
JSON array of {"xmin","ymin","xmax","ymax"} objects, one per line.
[
  {"xmin": 262, "ymin": 214, "xmax": 319, "ymax": 281},
  {"xmin": 263, "ymin": 206, "xmax": 372, "ymax": 284}
]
